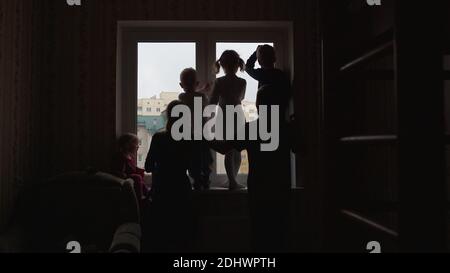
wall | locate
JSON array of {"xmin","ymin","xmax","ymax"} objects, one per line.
[{"xmin": 0, "ymin": 0, "xmax": 34, "ymax": 230}]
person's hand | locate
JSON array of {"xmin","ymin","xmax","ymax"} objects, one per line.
[
  {"xmin": 198, "ymin": 82, "xmax": 211, "ymax": 94},
  {"xmin": 137, "ymin": 167, "xmax": 145, "ymax": 176}
]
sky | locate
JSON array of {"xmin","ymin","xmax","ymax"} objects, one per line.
[{"xmin": 138, "ymin": 42, "xmax": 273, "ymax": 102}]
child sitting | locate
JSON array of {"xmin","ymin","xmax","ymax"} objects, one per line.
[{"xmin": 112, "ymin": 133, "xmax": 149, "ymax": 202}]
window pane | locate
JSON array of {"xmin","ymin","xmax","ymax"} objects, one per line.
[
  {"xmin": 137, "ymin": 42, "xmax": 196, "ymax": 168},
  {"xmin": 215, "ymin": 42, "xmax": 273, "ymax": 176}
]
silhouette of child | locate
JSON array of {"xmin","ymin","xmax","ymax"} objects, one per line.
[
  {"xmin": 246, "ymin": 45, "xmax": 291, "ymax": 112},
  {"xmin": 145, "ymin": 100, "xmax": 193, "ymax": 196},
  {"xmin": 113, "ymin": 133, "xmax": 149, "ymax": 202},
  {"xmin": 144, "ymin": 100, "xmax": 194, "ymax": 252},
  {"xmin": 209, "ymin": 84, "xmax": 292, "ymax": 252},
  {"xmin": 178, "ymin": 68, "xmax": 213, "ymax": 190},
  {"xmin": 210, "ymin": 50, "xmax": 247, "ymax": 190}
]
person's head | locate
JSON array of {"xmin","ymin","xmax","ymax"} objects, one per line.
[
  {"xmin": 180, "ymin": 68, "xmax": 199, "ymax": 93},
  {"xmin": 165, "ymin": 100, "xmax": 184, "ymax": 132},
  {"xmin": 118, "ymin": 133, "xmax": 139, "ymax": 155},
  {"xmin": 257, "ymin": 45, "xmax": 276, "ymax": 68},
  {"xmin": 215, "ymin": 50, "xmax": 245, "ymax": 75}
]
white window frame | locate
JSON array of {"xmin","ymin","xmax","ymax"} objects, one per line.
[{"xmin": 117, "ymin": 21, "xmax": 294, "ymax": 187}]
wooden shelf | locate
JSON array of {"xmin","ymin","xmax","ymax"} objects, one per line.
[
  {"xmin": 340, "ymin": 41, "xmax": 394, "ymax": 73},
  {"xmin": 341, "ymin": 210, "xmax": 399, "ymax": 238},
  {"xmin": 340, "ymin": 135, "xmax": 398, "ymax": 145},
  {"xmin": 340, "ymin": 69, "xmax": 394, "ymax": 80}
]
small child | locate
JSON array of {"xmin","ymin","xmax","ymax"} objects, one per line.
[
  {"xmin": 178, "ymin": 68, "xmax": 213, "ymax": 190},
  {"xmin": 144, "ymin": 100, "xmax": 195, "ymax": 251},
  {"xmin": 112, "ymin": 133, "xmax": 149, "ymax": 202},
  {"xmin": 145, "ymin": 100, "xmax": 194, "ymax": 197},
  {"xmin": 246, "ymin": 45, "xmax": 291, "ymax": 112},
  {"xmin": 209, "ymin": 84, "xmax": 292, "ymax": 252},
  {"xmin": 210, "ymin": 50, "xmax": 247, "ymax": 190}
]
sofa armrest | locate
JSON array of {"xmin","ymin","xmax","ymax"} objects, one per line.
[{"xmin": 109, "ymin": 223, "xmax": 141, "ymax": 253}]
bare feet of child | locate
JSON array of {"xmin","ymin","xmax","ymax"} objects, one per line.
[{"xmin": 228, "ymin": 181, "xmax": 246, "ymax": 191}]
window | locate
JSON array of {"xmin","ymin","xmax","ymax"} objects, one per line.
[
  {"xmin": 136, "ymin": 42, "xmax": 196, "ymax": 168},
  {"xmin": 118, "ymin": 21, "xmax": 294, "ymax": 187}
]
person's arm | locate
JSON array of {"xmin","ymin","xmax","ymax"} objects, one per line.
[
  {"xmin": 240, "ymin": 80, "xmax": 247, "ymax": 101},
  {"xmin": 144, "ymin": 134, "xmax": 159, "ymax": 173},
  {"xmin": 197, "ymin": 82, "xmax": 211, "ymax": 97},
  {"xmin": 136, "ymin": 167, "xmax": 145, "ymax": 178},
  {"xmin": 201, "ymin": 94, "xmax": 209, "ymax": 109},
  {"xmin": 201, "ymin": 94, "xmax": 211, "ymax": 124},
  {"xmin": 245, "ymin": 51, "xmax": 263, "ymax": 81}
]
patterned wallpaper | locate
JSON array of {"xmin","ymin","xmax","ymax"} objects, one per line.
[
  {"xmin": 0, "ymin": 0, "xmax": 320, "ymax": 231},
  {"xmin": 0, "ymin": 0, "xmax": 34, "ymax": 231}
]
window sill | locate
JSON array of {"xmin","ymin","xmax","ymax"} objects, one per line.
[
  {"xmin": 143, "ymin": 174, "xmax": 303, "ymax": 194},
  {"xmin": 193, "ymin": 187, "xmax": 304, "ymax": 195}
]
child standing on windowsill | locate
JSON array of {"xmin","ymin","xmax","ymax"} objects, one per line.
[
  {"xmin": 112, "ymin": 133, "xmax": 149, "ymax": 203},
  {"xmin": 210, "ymin": 50, "xmax": 247, "ymax": 190},
  {"xmin": 246, "ymin": 45, "xmax": 291, "ymax": 114},
  {"xmin": 178, "ymin": 68, "xmax": 213, "ymax": 190}
]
